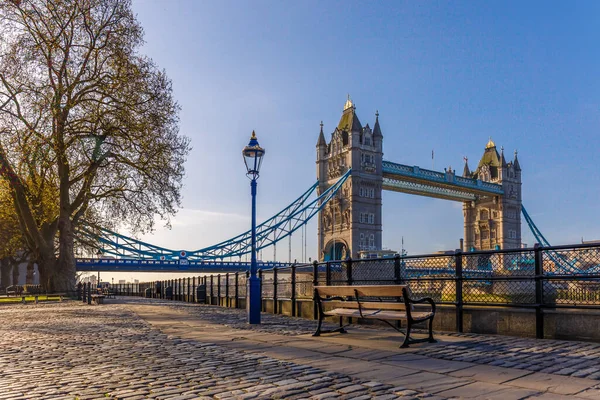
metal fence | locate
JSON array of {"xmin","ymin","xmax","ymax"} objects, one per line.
[{"xmin": 117, "ymin": 242, "xmax": 600, "ymax": 339}]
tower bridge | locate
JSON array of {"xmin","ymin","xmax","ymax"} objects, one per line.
[
  {"xmin": 316, "ymin": 97, "xmax": 522, "ymax": 261},
  {"xmin": 76, "ymin": 97, "xmax": 525, "ymax": 272}
]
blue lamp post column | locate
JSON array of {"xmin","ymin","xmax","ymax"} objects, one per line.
[{"xmin": 243, "ymin": 131, "xmax": 265, "ymax": 324}]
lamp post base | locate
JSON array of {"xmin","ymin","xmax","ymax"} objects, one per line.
[{"xmin": 247, "ymin": 276, "xmax": 261, "ymax": 324}]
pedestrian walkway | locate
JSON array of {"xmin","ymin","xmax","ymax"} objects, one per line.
[{"xmin": 0, "ymin": 298, "xmax": 599, "ymax": 399}]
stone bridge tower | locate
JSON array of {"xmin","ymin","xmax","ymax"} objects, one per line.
[
  {"xmin": 463, "ymin": 139, "xmax": 522, "ymax": 251},
  {"xmin": 316, "ymin": 97, "xmax": 383, "ymax": 261}
]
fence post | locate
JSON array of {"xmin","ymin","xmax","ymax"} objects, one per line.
[
  {"xmin": 217, "ymin": 274, "xmax": 221, "ymax": 306},
  {"xmin": 394, "ymin": 254, "xmax": 402, "ymax": 284},
  {"xmin": 346, "ymin": 257, "xmax": 353, "ymax": 286},
  {"xmin": 246, "ymin": 271, "xmax": 250, "ymax": 309},
  {"xmin": 534, "ymin": 243, "xmax": 544, "ymax": 339},
  {"xmin": 273, "ymin": 267, "xmax": 278, "ymax": 314},
  {"xmin": 77, "ymin": 282, "xmax": 82, "ymax": 301},
  {"xmin": 312, "ymin": 260, "xmax": 319, "ymax": 320},
  {"xmin": 87, "ymin": 282, "xmax": 92, "ymax": 305},
  {"xmin": 291, "ymin": 264, "xmax": 296, "ymax": 317},
  {"xmin": 82, "ymin": 282, "xmax": 87, "ymax": 303},
  {"xmin": 225, "ymin": 273, "xmax": 230, "ymax": 307},
  {"xmin": 187, "ymin": 277, "xmax": 191, "ymax": 302},
  {"xmin": 235, "ymin": 272, "xmax": 239, "ymax": 308},
  {"xmin": 210, "ymin": 275, "xmax": 214, "ymax": 305},
  {"xmin": 455, "ymin": 251, "xmax": 464, "ymax": 333},
  {"xmin": 192, "ymin": 277, "xmax": 196, "ymax": 302},
  {"xmin": 258, "ymin": 269, "xmax": 263, "ymax": 311},
  {"xmin": 326, "ymin": 261, "xmax": 332, "ymax": 286}
]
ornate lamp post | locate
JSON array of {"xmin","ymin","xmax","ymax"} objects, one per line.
[
  {"xmin": 96, "ymin": 249, "xmax": 103, "ymax": 288},
  {"xmin": 243, "ymin": 130, "xmax": 265, "ymax": 324}
]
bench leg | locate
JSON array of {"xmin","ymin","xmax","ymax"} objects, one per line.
[
  {"xmin": 313, "ymin": 315, "xmax": 324, "ymax": 337},
  {"xmin": 400, "ymin": 323, "xmax": 412, "ymax": 348},
  {"xmin": 313, "ymin": 316, "xmax": 348, "ymax": 337},
  {"xmin": 428, "ymin": 317, "xmax": 437, "ymax": 343}
]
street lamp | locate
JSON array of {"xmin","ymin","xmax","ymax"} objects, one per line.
[
  {"xmin": 96, "ymin": 249, "xmax": 103, "ymax": 288},
  {"xmin": 243, "ymin": 130, "xmax": 265, "ymax": 324}
]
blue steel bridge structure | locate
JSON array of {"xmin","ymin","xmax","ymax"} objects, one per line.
[{"xmin": 75, "ymin": 160, "xmax": 569, "ymax": 275}]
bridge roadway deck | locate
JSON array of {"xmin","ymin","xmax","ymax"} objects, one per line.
[{"xmin": 2, "ymin": 299, "xmax": 600, "ymax": 399}]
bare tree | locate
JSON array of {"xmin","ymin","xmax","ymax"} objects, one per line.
[{"xmin": 0, "ymin": 0, "xmax": 190, "ymax": 291}]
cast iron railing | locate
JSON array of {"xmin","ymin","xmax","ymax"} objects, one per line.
[{"xmin": 113, "ymin": 242, "xmax": 600, "ymax": 339}]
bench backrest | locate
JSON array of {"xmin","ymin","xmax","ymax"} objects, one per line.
[
  {"xmin": 315, "ymin": 285, "xmax": 411, "ymax": 311},
  {"xmin": 315, "ymin": 285, "xmax": 407, "ymax": 298}
]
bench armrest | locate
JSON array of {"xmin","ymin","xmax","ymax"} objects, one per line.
[{"xmin": 408, "ymin": 296, "xmax": 436, "ymax": 314}]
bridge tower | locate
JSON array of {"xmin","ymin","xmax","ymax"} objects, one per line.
[
  {"xmin": 316, "ymin": 97, "xmax": 383, "ymax": 261},
  {"xmin": 462, "ymin": 139, "xmax": 522, "ymax": 251}
]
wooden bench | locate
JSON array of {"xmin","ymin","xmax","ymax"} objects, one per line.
[
  {"xmin": 90, "ymin": 294, "xmax": 105, "ymax": 305},
  {"xmin": 6, "ymin": 285, "xmax": 23, "ymax": 297},
  {"xmin": 102, "ymin": 288, "xmax": 116, "ymax": 299},
  {"xmin": 313, "ymin": 285, "xmax": 436, "ymax": 348}
]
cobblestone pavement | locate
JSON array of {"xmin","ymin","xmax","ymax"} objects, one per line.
[
  {"xmin": 0, "ymin": 301, "xmax": 442, "ymax": 399},
  {"xmin": 125, "ymin": 297, "xmax": 600, "ymax": 381},
  {"xmin": 415, "ymin": 333, "xmax": 600, "ymax": 379}
]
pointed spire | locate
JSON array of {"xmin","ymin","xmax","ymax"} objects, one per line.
[
  {"xmin": 317, "ymin": 121, "xmax": 326, "ymax": 147},
  {"xmin": 462, "ymin": 156, "xmax": 471, "ymax": 177},
  {"xmin": 337, "ymin": 96, "xmax": 362, "ymax": 132},
  {"xmin": 373, "ymin": 110, "xmax": 382, "ymax": 138},
  {"xmin": 343, "ymin": 94, "xmax": 353, "ymax": 111},
  {"xmin": 513, "ymin": 149, "xmax": 521, "ymax": 170},
  {"xmin": 500, "ymin": 146, "xmax": 507, "ymax": 167}
]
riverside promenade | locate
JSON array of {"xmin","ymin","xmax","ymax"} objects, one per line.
[{"xmin": 2, "ymin": 299, "xmax": 600, "ymax": 399}]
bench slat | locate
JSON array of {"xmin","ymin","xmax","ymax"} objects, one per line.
[
  {"xmin": 315, "ymin": 286, "xmax": 357, "ymax": 297},
  {"xmin": 353, "ymin": 285, "xmax": 407, "ymax": 297},
  {"xmin": 325, "ymin": 308, "xmax": 379, "ymax": 318},
  {"xmin": 323, "ymin": 300, "xmax": 408, "ymax": 311},
  {"xmin": 316, "ymin": 285, "xmax": 407, "ymax": 298}
]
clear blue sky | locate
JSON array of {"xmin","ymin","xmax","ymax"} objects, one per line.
[{"xmin": 101, "ymin": 0, "xmax": 600, "ymax": 282}]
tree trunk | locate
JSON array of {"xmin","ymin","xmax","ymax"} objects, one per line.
[
  {"xmin": 0, "ymin": 258, "xmax": 11, "ymax": 288},
  {"xmin": 26, "ymin": 260, "xmax": 35, "ymax": 284},
  {"xmin": 12, "ymin": 260, "xmax": 19, "ymax": 285},
  {"xmin": 36, "ymin": 244, "xmax": 56, "ymax": 291},
  {"xmin": 55, "ymin": 215, "xmax": 76, "ymax": 292}
]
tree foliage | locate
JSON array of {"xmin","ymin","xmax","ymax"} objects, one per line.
[{"xmin": 0, "ymin": 0, "xmax": 190, "ymax": 290}]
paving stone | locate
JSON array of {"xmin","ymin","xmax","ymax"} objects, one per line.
[{"xmin": 6, "ymin": 297, "xmax": 600, "ymax": 400}]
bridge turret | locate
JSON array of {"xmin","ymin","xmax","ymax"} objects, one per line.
[
  {"xmin": 316, "ymin": 121, "xmax": 329, "ymax": 192},
  {"xmin": 463, "ymin": 138, "xmax": 522, "ymax": 251},
  {"xmin": 317, "ymin": 97, "xmax": 383, "ymax": 261},
  {"xmin": 373, "ymin": 111, "xmax": 383, "ymax": 152},
  {"xmin": 462, "ymin": 157, "xmax": 471, "ymax": 177}
]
